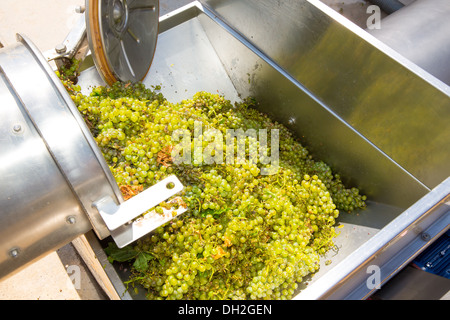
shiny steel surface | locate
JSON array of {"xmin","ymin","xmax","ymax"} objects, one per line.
[
  {"xmin": 197, "ymin": 2, "xmax": 429, "ymax": 209},
  {"xmin": 86, "ymin": 0, "xmax": 159, "ymax": 84},
  {"xmin": 0, "ymin": 37, "xmax": 92, "ymax": 279},
  {"xmin": 0, "ymin": 30, "xmax": 190, "ymax": 278},
  {"xmin": 295, "ymin": 177, "xmax": 450, "ymax": 300},
  {"xmin": 95, "ymin": 175, "xmax": 182, "ymax": 231},
  {"xmin": 0, "ymin": 77, "xmax": 90, "ymax": 278},
  {"xmin": 195, "ymin": 0, "xmax": 450, "ymax": 298},
  {"xmin": 368, "ymin": 0, "xmax": 450, "ymax": 86},
  {"xmin": 15, "ymin": 34, "xmax": 123, "ymax": 240},
  {"xmin": 200, "ymin": 0, "xmax": 450, "ymax": 190},
  {"xmin": 78, "ymin": 3, "xmax": 447, "ymax": 299},
  {"xmin": 110, "ymin": 197, "xmax": 188, "ymax": 248},
  {"xmin": 0, "ymin": 33, "xmax": 128, "ymax": 279},
  {"xmin": 78, "ymin": 6, "xmax": 241, "ymax": 103},
  {"xmin": 94, "ymin": 175, "xmax": 185, "ymax": 248}
]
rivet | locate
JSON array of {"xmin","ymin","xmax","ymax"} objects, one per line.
[
  {"xmin": 9, "ymin": 248, "xmax": 20, "ymax": 258},
  {"xmin": 12, "ymin": 124, "xmax": 22, "ymax": 133},
  {"xmin": 66, "ymin": 216, "xmax": 77, "ymax": 224},
  {"xmin": 421, "ymin": 232, "xmax": 431, "ymax": 241}
]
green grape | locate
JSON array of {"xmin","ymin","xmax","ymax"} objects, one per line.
[{"xmin": 61, "ymin": 78, "xmax": 367, "ymax": 300}]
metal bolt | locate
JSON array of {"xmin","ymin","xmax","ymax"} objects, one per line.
[
  {"xmin": 12, "ymin": 124, "xmax": 22, "ymax": 133},
  {"xmin": 66, "ymin": 216, "xmax": 77, "ymax": 224},
  {"xmin": 421, "ymin": 232, "xmax": 431, "ymax": 241},
  {"xmin": 9, "ymin": 248, "xmax": 19, "ymax": 258},
  {"xmin": 55, "ymin": 43, "xmax": 67, "ymax": 54},
  {"xmin": 75, "ymin": 5, "xmax": 86, "ymax": 13},
  {"xmin": 113, "ymin": 0, "xmax": 125, "ymax": 23}
]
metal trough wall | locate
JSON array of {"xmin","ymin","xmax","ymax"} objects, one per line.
[
  {"xmin": 199, "ymin": 0, "xmax": 450, "ymax": 190},
  {"xmin": 79, "ymin": 1, "xmax": 449, "ymax": 299}
]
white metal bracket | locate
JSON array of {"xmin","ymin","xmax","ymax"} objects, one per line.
[{"xmin": 92, "ymin": 175, "xmax": 186, "ymax": 248}]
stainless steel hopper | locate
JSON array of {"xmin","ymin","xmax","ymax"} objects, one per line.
[
  {"xmin": 77, "ymin": 0, "xmax": 449, "ymax": 299},
  {"xmin": 0, "ymin": 0, "xmax": 448, "ymax": 299}
]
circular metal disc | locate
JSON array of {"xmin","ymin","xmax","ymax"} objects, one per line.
[{"xmin": 86, "ymin": 0, "xmax": 159, "ymax": 85}]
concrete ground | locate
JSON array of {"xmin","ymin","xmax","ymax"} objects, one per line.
[{"xmin": 0, "ymin": 0, "xmax": 415, "ymax": 300}]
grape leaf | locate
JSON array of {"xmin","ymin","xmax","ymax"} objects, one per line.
[
  {"xmin": 104, "ymin": 242, "xmax": 138, "ymax": 263},
  {"xmin": 133, "ymin": 252, "xmax": 154, "ymax": 273}
]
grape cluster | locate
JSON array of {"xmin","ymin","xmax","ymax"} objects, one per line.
[
  {"xmin": 62, "ymin": 78, "xmax": 366, "ymax": 300},
  {"xmin": 57, "ymin": 57, "xmax": 81, "ymax": 85}
]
